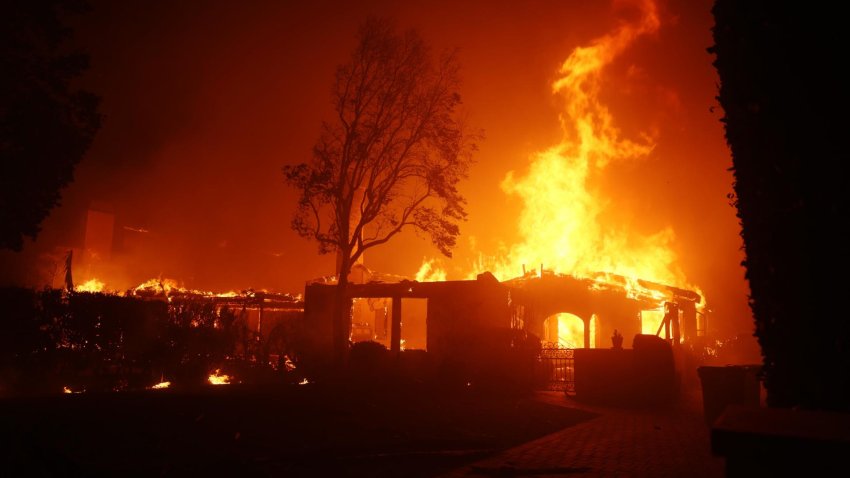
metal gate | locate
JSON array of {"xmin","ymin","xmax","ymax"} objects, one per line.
[{"xmin": 536, "ymin": 344, "xmax": 575, "ymax": 394}]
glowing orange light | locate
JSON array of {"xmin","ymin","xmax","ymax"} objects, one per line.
[
  {"xmin": 492, "ymin": 0, "xmax": 673, "ymax": 286},
  {"xmin": 415, "ymin": 258, "xmax": 447, "ymax": 282},
  {"xmin": 75, "ymin": 278, "xmax": 105, "ymax": 293},
  {"xmin": 208, "ymin": 369, "xmax": 231, "ymax": 385}
]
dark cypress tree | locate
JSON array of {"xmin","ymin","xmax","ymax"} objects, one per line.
[
  {"xmin": 712, "ymin": 1, "xmax": 850, "ymax": 410},
  {"xmin": 1, "ymin": 0, "xmax": 101, "ymax": 251}
]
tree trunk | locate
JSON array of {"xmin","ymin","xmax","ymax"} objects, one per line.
[{"xmin": 333, "ymin": 255, "xmax": 352, "ymax": 368}]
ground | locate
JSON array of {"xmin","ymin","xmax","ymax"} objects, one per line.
[{"xmin": 0, "ymin": 383, "xmax": 596, "ymax": 477}]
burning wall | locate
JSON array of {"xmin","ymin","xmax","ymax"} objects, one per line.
[{"xmin": 302, "ymin": 274, "xmax": 510, "ymax": 370}]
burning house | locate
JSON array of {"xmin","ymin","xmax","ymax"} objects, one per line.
[
  {"xmin": 130, "ymin": 279, "xmax": 305, "ymax": 359},
  {"xmin": 302, "ymin": 264, "xmax": 704, "ymax": 398},
  {"xmin": 507, "ymin": 270, "xmax": 703, "ymax": 349}
]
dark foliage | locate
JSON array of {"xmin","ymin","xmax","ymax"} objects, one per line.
[
  {"xmin": 0, "ymin": 0, "xmax": 101, "ymax": 250},
  {"xmin": 348, "ymin": 340, "xmax": 389, "ymax": 381},
  {"xmin": 712, "ymin": 1, "xmax": 850, "ymax": 410}
]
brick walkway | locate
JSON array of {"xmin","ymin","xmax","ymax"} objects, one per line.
[{"xmin": 440, "ymin": 391, "xmax": 724, "ymax": 477}]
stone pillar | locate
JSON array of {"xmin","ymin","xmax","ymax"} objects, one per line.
[{"xmin": 584, "ymin": 317, "xmax": 591, "ymax": 349}]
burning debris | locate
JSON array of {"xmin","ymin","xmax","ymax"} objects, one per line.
[
  {"xmin": 0, "ymin": 278, "xmax": 306, "ymax": 396},
  {"xmin": 207, "ymin": 369, "xmax": 231, "ymax": 386},
  {"xmin": 75, "ymin": 278, "xmax": 105, "ymax": 293}
]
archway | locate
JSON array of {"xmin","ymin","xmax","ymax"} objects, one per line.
[{"xmin": 543, "ymin": 312, "xmax": 596, "ymax": 348}]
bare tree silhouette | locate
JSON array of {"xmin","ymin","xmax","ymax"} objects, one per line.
[{"xmin": 284, "ymin": 18, "xmax": 479, "ymax": 364}]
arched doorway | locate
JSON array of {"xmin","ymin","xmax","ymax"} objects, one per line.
[{"xmin": 543, "ymin": 312, "xmax": 597, "ymax": 348}]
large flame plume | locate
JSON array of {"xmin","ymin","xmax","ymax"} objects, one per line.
[
  {"xmin": 415, "ymin": 1, "xmax": 700, "ymax": 344},
  {"xmin": 419, "ymin": 1, "xmax": 691, "ymax": 288},
  {"xmin": 491, "ymin": 0, "xmax": 681, "ymax": 286}
]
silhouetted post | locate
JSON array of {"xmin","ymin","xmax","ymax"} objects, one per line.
[
  {"xmin": 391, "ymin": 296, "xmax": 402, "ymax": 353},
  {"xmin": 663, "ymin": 304, "xmax": 672, "ymax": 342},
  {"xmin": 668, "ymin": 302, "xmax": 680, "ymax": 344},
  {"xmin": 583, "ymin": 318, "xmax": 591, "ymax": 349},
  {"xmin": 257, "ymin": 292, "xmax": 264, "ymax": 336},
  {"xmin": 679, "ymin": 301, "xmax": 696, "ymax": 342},
  {"xmin": 64, "ymin": 250, "xmax": 74, "ymax": 291}
]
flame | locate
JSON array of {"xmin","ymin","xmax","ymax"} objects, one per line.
[
  {"xmin": 67, "ymin": 276, "xmax": 252, "ymax": 298},
  {"xmin": 284, "ymin": 355, "xmax": 296, "ymax": 372},
  {"xmin": 415, "ymin": 0, "xmax": 702, "ymax": 348},
  {"xmin": 546, "ymin": 313, "xmax": 599, "ymax": 348},
  {"xmin": 641, "ymin": 308, "xmax": 665, "ymax": 338},
  {"xmin": 134, "ymin": 277, "xmax": 180, "ymax": 295},
  {"xmin": 75, "ymin": 278, "xmax": 105, "ymax": 293},
  {"xmin": 415, "ymin": 258, "xmax": 447, "ymax": 282},
  {"xmin": 494, "ymin": 0, "xmax": 673, "ymax": 284},
  {"xmin": 131, "ymin": 277, "xmax": 252, "ymax": 299},
  {"xmin": 150, "ymin": 381, "xmax": 171, "ymax": 389},
  {"xmin": 298, "ymin": 378, "xmax": 310, "ymax": 385},
  {"xmin": 208, "ymin": 369, "xmax": 231, "ymax": 385}
]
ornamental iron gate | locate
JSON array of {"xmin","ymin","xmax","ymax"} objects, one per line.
[{"xmin": 536, "ymin": 343, "xmax": 575, "ymax": 394}]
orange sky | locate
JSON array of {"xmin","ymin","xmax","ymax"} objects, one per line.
[{"xmin": 0, "ymin": 0, "xmax": 752, "ymax": 340}]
